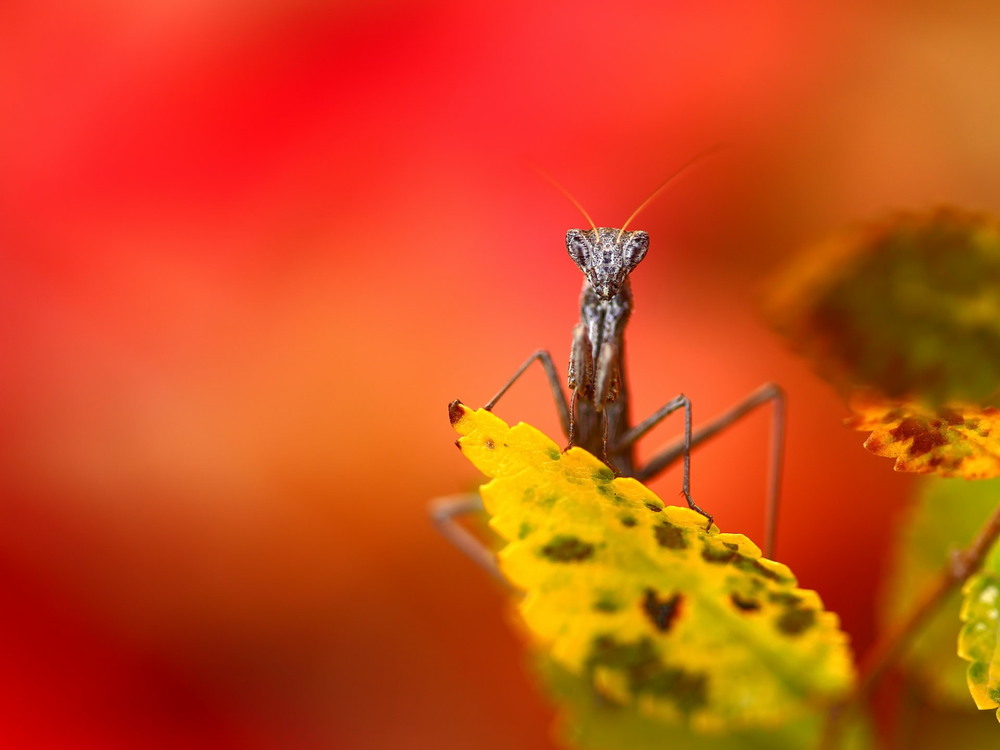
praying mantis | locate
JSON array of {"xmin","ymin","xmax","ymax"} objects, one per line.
[{"xmin": 433, "ymin": 154, "xmax": 786, "ymax": 576}]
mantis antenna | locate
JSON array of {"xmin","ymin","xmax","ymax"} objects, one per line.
[
  {"xmin": 617, "ymin": 144, "xmax": 725, "ymax": 242},
  {"xmin": 532, "ymin": 164, "xmax": 598, "ymax": 235}
]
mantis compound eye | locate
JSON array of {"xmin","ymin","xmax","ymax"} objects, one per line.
[
  {"xmin": 621, "ymin": 231, "xmax": 649, "ymax": 271},
  {"xmin": 566, "ymin": 229, "xmax": 593, "ymax": 270}
]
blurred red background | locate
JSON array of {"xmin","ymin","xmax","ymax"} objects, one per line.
[{"xmin": 4, "ymin": 1, "xmax": 1000, "ymax": 747}]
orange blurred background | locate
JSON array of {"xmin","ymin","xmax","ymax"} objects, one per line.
[{"xmin": 4, "ymin": 1, "xmax": 1000, "ymax": 747}]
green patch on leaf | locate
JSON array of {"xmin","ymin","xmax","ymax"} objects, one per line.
[
  {"xmin": 542, "ymin": 535, "xmax": 596, "ymax": 562},
  {"xmin": 594, "ymin": 467, "xmax": 615, "ymax": 483},
  {"xmin": 535, "ymin": 656, "xmax": 873, "ymax": 750},
  {"xmin": 586, "ymin": 635, "xmax": 708, "ymax": 714},
  {"xmin": 593, "ymin": 594, "xmax": 620, "ymax": 614}
]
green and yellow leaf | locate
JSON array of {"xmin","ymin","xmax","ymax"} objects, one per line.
[
  {"xmin": 537, "ymin": 655, "xmax": 873, "ymax": 750},
  {"xmin": 846, "ymin": 390, "xmax": 1000, "ymax": 479},
  {"xmin": 766, "ymin": 208, "xmax": 1000, "ymax": 408},
  {"xmin": 880, "ymin": 477, "xmax": 1000, "ymax": 708},
  {"xmin": 450, "ymin": 402, "xmax": 855, "ymax": 733},
  {"xmin": 959, "ymin": 562, "xmax": 1000, "ymax": 720}
]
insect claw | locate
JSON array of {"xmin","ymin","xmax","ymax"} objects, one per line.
[{"xmin": 681, "ymin": 491, "xmax": 714, "ymax": 531}]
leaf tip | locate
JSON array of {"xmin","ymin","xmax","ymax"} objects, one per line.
[{"xmin": 448, "ymin": 398, "xmax": 466, "ymax": 425}]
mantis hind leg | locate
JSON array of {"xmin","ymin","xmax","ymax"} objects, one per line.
[
  {"xmin": 623, "ymin": 383, "xmax": 786, "ymax": 558},
  {"xmin": 429, "ymin": 494, "xmax": 509, "ymax": 586}
]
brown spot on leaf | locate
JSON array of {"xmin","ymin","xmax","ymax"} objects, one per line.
[
  {"xmin": 642, "ymin": 590, "xmax": 682, "ymax": 632},
  {"xmin": 644, "ymin": 502, "xmax": 663, "ymax": 513},
  {"xmin": 484, "ymin": 438, "xmax": 495, "ymax": 450},
  {"xmin": 909, "ymin": 430, "xmax": 947, "ymax": 457},
  {"xmin": 777, "ymin": 606, "xmax": 816, "ymax": 636},
  {"xmin": 448, "ymin": 399, "xmax": 465, "ymax": 425},
  {"xmin": 938, "ymin": 408, "xmax": 964, "ymax": 426},
  {"xmin": 702, "ymin": 544, "xmax": 738, "ymax": 564},
  {"xmin": 889, "ymin": 417, "xmax": 948, "ymax": 457},
  {"xmin": 541, "ymin": 535, "xmax": 595, "ymax": 562},
  {"xmin": 654, "ymin": 523, "xmax": 687, "ymax": 550},
  {"xmin": 730, "ymin": 593, "xmax": 761, "ymax": 612},
  {"xmin": 891, "ymin": 417, "xmax": 925, "ymax": 441},
  {"xmin": 736, "ymin": 558, "xmax": 785, "ymax": 582}
]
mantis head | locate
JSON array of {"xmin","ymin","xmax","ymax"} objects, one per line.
[{"xmin": 566, "ymin": 228, "xmax": 649, "ymax": 299}]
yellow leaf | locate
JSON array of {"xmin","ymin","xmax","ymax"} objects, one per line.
[
  {"xmin": 451, "ymin": 402, "xmax": 855, "ymax": 732},
  {"xmin": 846, "ymin": 389, "xmax": 1000, "ymax": 479},
  {"xmin": 766, "ymin": 208, "xmax": 1000, "ymax": 408}
]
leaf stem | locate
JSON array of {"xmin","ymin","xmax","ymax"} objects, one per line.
[{"xmin": 820, "ymin": 500, "xmax": 1000, "ymax": 749}]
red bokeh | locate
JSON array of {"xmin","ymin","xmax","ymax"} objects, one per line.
[{"xmin": 4, "ymin": 2, "xmax": 1000, "ymax": 747}]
